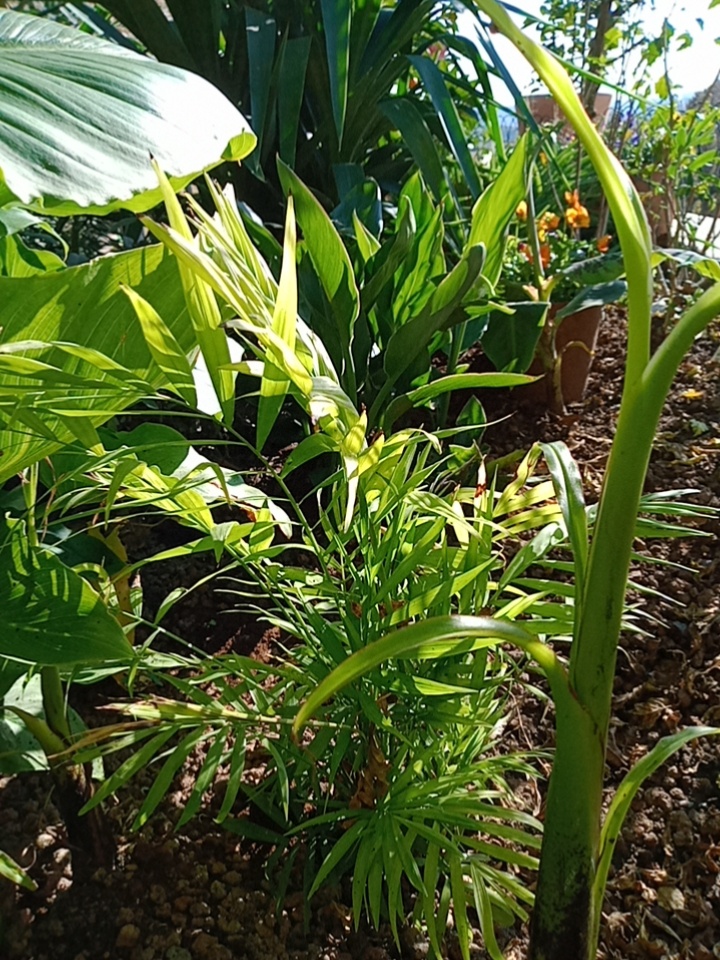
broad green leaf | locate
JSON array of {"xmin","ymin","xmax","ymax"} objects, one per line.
[
  {"xmin": 331, "ymin": 176, "xmax": 382, "ymax": 237},
  {"xmin": 245, "ymin": 7, "xmax": 276, "ymax": 165},
  {"xmin": 0, "ymin": 245, "xmax": 190, "ymax": 482},
  {"xmin": 121, "ymin": 285, "xmax": 197, "ymax": 407},
  {"xmin": 559, "ymin": 250, "xmax": 625, "ymax": 286},
  {"xmin": 277, "ymin": 159, "xmax": 360, "ymax": 379},
  {"xmin": 0, "ymin": 234, "xmax": 65, "ymax": 278},
  {"xmin": 93, "ymin": 0, "xmax": 195, "ymax": 68},
  {"xmin": 352, "ymin": 211, "xmax": 381, "ymax": 261},
  {"xmin": 0, "ymin": 10, "xmax": 256, "ymax": 215},
  {"xmin": 384, "ymin": 370, "xmax": 538, "ymax": 428},
  {"xmin": 377, "ymin": 245, "xmax": 486, "ymax": 420},
  {"xmin": 660, "ymin": 248, "xmax": 720, "ymax": 282},
  {"xmin": 321, "ymin": 0, "xmax": 352, "ymax": 141},
  {"xmin": 380, "ymin": 98, "xmax": 445, "ymax": 201},
  {"xmin": 0, "ymin": 672, "xmax": 101, "ymax": 775},
  {"xmin": 279, "ymin": 432, "xmax": 336, "ymax": 478},
  {"xmin": 469, "ymin": 134, "xmax": 530, "ymax": 288},
  {"xmin": 277, "ymin": 35, "xmax": 312, "ymax": 165},
  {"xmin": 0, "ymin": 522, "xmax": 132, "ymax": 666},
  {"xmin": 0, "ymin": 206, "xmax": 41, "ymax": 238},
  {"xmin": 407, "ymin": 55, "xmax": 481, "ymax": 200}
]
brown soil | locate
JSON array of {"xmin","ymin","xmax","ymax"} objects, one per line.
[{"xmin": 1, "ymin": 308, "xmax": 719, "ymax": 960}]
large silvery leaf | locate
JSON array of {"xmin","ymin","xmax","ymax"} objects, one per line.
[
  {"xmin": 0, "ymin": 11, "xmax": 256, "ymax": 215},
  {"xmin": 0, "ymin": 244, "xmax": 191, "ymax": 481}
]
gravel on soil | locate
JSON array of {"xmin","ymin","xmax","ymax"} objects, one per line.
[{"xmin": 1, "ymin": 307, "xmax": 719, "ymax": 960}]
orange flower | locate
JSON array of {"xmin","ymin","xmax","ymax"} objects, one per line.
[
  {"xmin": 538, "ymin": 211, "xmax": 561, "ymax": 232},
  {"xmin": 596, "ymin": 234, "xmax": 612, "ymax": 253},
  {"xmin": 564, "ymin": 190, "xmax": 591, "ymax": 229},
  {"xmin": 516, "ymin": 200, "xmax": 528, "ymax": 221},
  {"xmin": 518, "ymin": 242, "xmax": 551, "ymax": 269}
]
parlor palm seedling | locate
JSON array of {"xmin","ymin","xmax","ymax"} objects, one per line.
[{"xmin": 70, "ymin": 436, "xmax": 558, "ymax": 949}]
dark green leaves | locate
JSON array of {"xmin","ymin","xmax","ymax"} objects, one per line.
[
  {"xmin": 321, "ymin": 0, "xmax": 352, "ymax": 141},
  {"xmin": 407, "ymin": 55, "xmax": 481, "ymax": 200},
  {"xmin": 482, "ymin": 301, "xmax": 548, "ymax": 372},
  {"xmin": 555, "ymin": 281, "xmax": 627, "ymax": 321},
  {"xmin": 0, "ymin": 522, "xmax": 132, "ymax": 666},
  {"xmin": 0, "ymin": 245, "xmax": 190, "ymax": 481}
]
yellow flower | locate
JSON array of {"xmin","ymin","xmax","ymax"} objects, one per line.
[{"xmin": 516, "ymin": 200, "xmax": 528, "ymax": 221}]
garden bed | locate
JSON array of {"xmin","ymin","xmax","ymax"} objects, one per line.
[{"xmin": 2, "ymin": 309, "xmax": 719, "ymax": 960}]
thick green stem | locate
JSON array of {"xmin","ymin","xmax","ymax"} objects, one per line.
[
  {"xmin": 528, "ymin": 691, "xmax": 603, "ymax": 959},
  {"xmin": 533, "ymin": 285, "xmax": 720, "ymax": 958}
]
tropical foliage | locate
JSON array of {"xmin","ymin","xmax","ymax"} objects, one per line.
[{"xmin": 2, "ymin": 4, "xmax": 719, "ymax": 960}]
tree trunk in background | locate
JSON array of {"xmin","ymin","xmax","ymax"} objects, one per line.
[{"xmin": 581, "ymin": 0, "xmax": 614, "ymax": 117}]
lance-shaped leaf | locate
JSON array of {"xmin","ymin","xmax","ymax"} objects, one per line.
[
  {"xmin": 258, "ymin": 197, "xmax": 298, "ymax": 450},
  {"xmin": 145, "ymin": 163, "xmax": 236, "ymax": 423},
  {"xmin": 594, "ymin": 726, "xmax": 720, "ymax": 907},
  {"xmin": 0, "ymin": 10, "xmax": 256, "ymax": 215},
  {"xmin": 469, "ymin": 133, "xmax": 530, "ymax": 289}
]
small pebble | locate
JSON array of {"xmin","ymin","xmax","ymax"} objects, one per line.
[
  {"xmin": 165, "ymin": 948, "xmax": 192, "ymax": 960},
  {"xmin": 116, "ymin": 924, "xmax": 141, "ymax": 949},
  {"xmin": 36, "ymin": 831, "xmax": 56, "ymax": 850}
]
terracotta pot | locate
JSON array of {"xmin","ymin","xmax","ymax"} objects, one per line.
[{"xmin": 519, "ymin": 303, "xmax": 603, "ymax": 409}]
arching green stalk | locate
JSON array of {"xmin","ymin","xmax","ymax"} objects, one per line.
[{"xmin": 474, "ymin": 2, "xmax": 720, "ymax": 957}]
